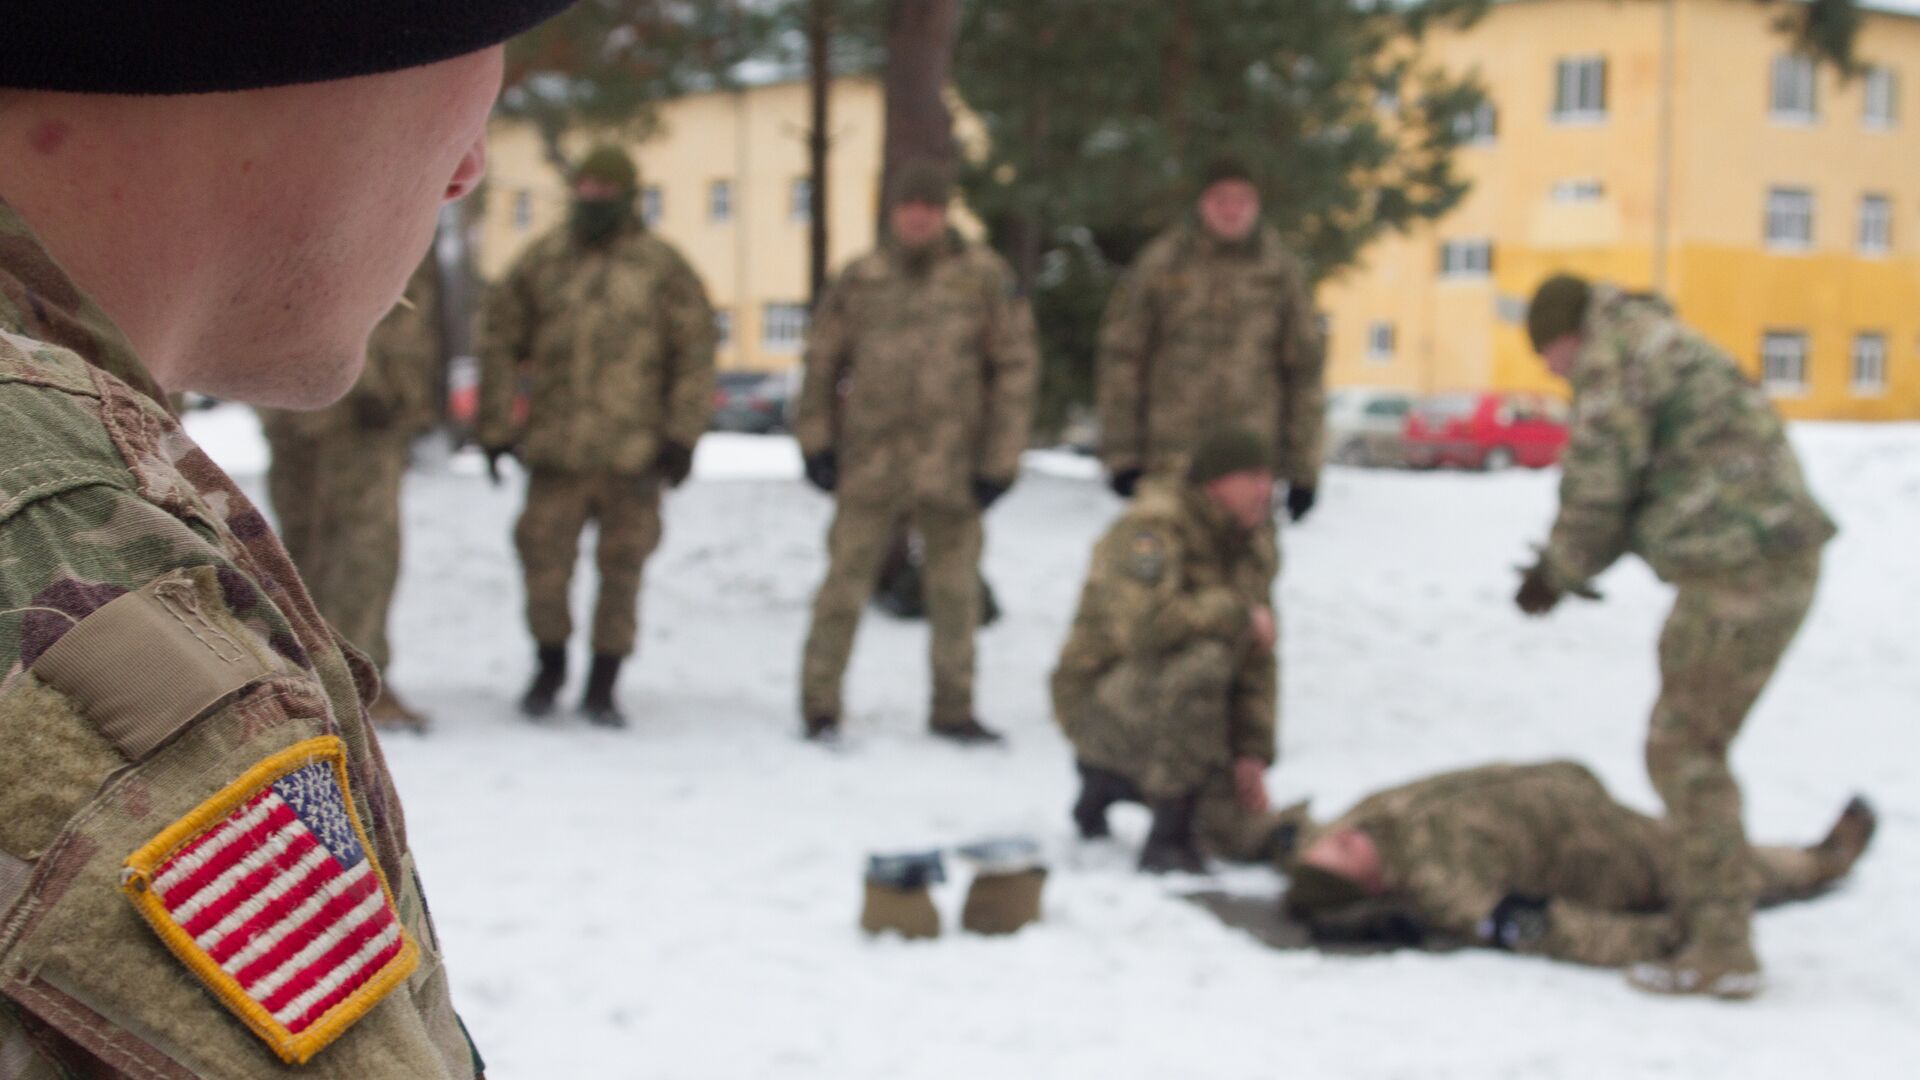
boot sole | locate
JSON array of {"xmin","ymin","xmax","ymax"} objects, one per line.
[{"xmin": 1626, "ymin": 962, "xmax": 1764, "ymax": 1001}]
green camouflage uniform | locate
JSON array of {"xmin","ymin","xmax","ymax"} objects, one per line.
[
  {"xmin": 0, "ymin": 206, "xmax": 479, "ymax": 1075},
  {"xmin": 257, "ymin": 261, "xmax": 442, "ymax": 673},
  {"xmin": 1320, "ymin": 762, "xmax": 1851, "ymax": 967},
  {"xmin": 477, "ymin": 219, "xmax": 715, "ymax": 657},
  {"xmin": 1051, "ymin": 478, "xmax": 1286, "ymax": 861},
  {"xmin": 1536, "ymin": 286, "xmax": 1836, "ymax": 962},
  {"xmin": 793, "ymin": 236, "xmax": 1038, "ymax": 726}
]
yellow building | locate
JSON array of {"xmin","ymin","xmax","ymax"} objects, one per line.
[
  {"xmin": 1320, "ymin": 0, "xmax": 1920, "ymax": 420},
  {"xmin": 478, "ymin": 76, "xmax": 887, "ymax": 372}
]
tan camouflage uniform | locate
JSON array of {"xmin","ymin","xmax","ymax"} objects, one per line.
[
  {"xmin": 477, "ymin": 218, "xmax": 715, "ymax": 657},
  {"xmin": 0, "ymin": 206, "xmax": 479, "ymax": 1075},
  {"xmin": 1319, "ymin": 761, "xmax": 1855, "ymax": 967},
  {"xmin": 1051, "ymin": 478, "xmax": 1286, "ymax": 861},
  {"xmin": 1535, "ymin": 286, "xmax": 1836, "ymax": 964},
  {"xmin": 793, "ymin": 235, "xmax": 1038, "ymax": 726},
  {"xmin": 258, "ymin": 261, "xmax": 443, "ymax": 673}
]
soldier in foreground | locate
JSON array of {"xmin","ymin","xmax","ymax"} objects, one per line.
[
  {"xmin": 1052, "ymin": 430, "xmax": 1298, "ymax": 873},
  {"xmin": 478, "ymin": 144, "xmax": 716, "ymax": 728},
  {"xmin": 1515, "ymin": 275, "xmax": 1837, "ymax": 997},
  {"xmin": 794, "ymin": 161, "xmax": 1038, "ymax": 744},
  {"xmin": 0, "ymin": 4, "xmax": 569, "ymax": 1075},
  {"xmin": 1282, "ymin": 761, "xmax": 1875, "ymax": 989},
  {"xmin": 259, "ymin": 259, "xmax": 444, "ymax": 731}
]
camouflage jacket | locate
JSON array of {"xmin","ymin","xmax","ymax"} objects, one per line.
[
  {"xmin": 1540, "ymin": 287, "xmax": 1836, "ymax": 590},
  {"xmin": 0, "ymin": 203, "xmax": 478, "ymax": 1078},
  {"xmin": 1097, "ymin": 222, "xmax": 1325, "ymax": 487},
  {"xmin": 1328, "ymin": 761, "xmax": 1681, "ymax": 967},
  {"xmin": 1052, "ymin": 479, "xmax": 1276, "ymax": 762},
  {"xmin": 791, "ymin": 237, "xmax": 1039, "ymax": 508},
  {"xmin": 477, "ymin": 220, "xmax": 715, "ymax": 474},
  {"xmin": 257, "ymin": 260, "xmax": 444, "ymax": 443}
]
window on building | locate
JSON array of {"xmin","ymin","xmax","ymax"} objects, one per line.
[
  {"xmin": 1851, "ymin": 333, "xmax": 1887, "ymax": 395},
  {"xmin": 1552, "ymin": 56, "xmax": 1607, "ymax": 122},
  {"xmin": 1859, "ymin": 194, "xmax": 1892, "ymax": 254},
  {"xmin": 1438, "ymin": 239, "xmax": 1494, "ymax": 279},
  {"xmin": 791, "ymin": 177, "xmax": 813, "ymax": 223},
  {"xmin": 709, "ymin": 179, "xmax": 734, "ymax": 223},
  {"xmin": 1765, "ymin": 187, "xmax": 1815, "ymax": 249},
  {"xmin": 1762, "ymin": 332, "xmax": 1809, "ymax": 395},
  {"xmin": 1550, "ymin": 178, "xmax": 1606, "ymax": 203},
  {"xmin": 1452, "ymin": 101, "xmax": 1498, "ymax": 145},
  {"xmin": 714, "ymin": 309, "xmax": 733, "ymax": 350},
  {"xmin": 1366, "ymin": 321, "xmax": 1396, "ymax": 363},
  {"xmin": 1864, "ymin": 65, "xmax": 1899, "ymax": 128},
  {"xmin": 512, "ymin": 190, "xmax": 533, "ymax": 232},
  {"xmin": 763, "ymin": 302, "xmax": 809, "ymax": 351},
  {"xmin": 641, "ymin": 185, "xmax": 664, "ymax": 227},
  {"xmin": 1770, "ymin": 55, "xmax": 1818, "ymax": 122}
]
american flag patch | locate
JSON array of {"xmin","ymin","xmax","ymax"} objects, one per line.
[{"xmin": 121, "ymin": 736, "xmax": 417, "ymax": 1065}]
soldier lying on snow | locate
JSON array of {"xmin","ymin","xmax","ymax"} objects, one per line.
[{"xmin": 1280, "ymin": 761, "xmax": 1875, "ymax": 996}]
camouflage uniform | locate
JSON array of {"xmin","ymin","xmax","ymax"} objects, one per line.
[
  {"xmin": 0, "ymin": 207, "xmax": 478, "ymax": 1074},
  {"xmin": 1051, "ymin": 478, "xmax": 1285, "ymax": 860},
  {"xmin": 1097, "ymin": 222, "xmax": 1325, "ymax": 488},
  {"xmin": 1535, "ymin": 287, "xmax": 1836, "ymax": 963},
  {"xmin": 257, "ymin": 261, "xmax": 442, "ymax": 673},
  {"xmin": 793, "ymin": 235, "xmax": 1038, "ymax": 727},
  {"xmin": 1318, "ymin": 762, "xmax": 1855, "ymax": 967},
  {"xmin": 477, "ymin": 218, "xmax": 715, "ymax": 657}
]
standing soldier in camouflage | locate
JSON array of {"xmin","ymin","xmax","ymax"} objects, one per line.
[
  {"xmin": 1052, "ymin": 430, "xmax": 1299, "ymax": 873},
  {"xmin": 477, "ymin": 145, "xmax": 717, "ymax": 729},
  {"xmin": 0, "ymin": 4, "xmax": 566, "ymax": 1075},
  {"xmin": 794, "ymin": 161, "xmax": 1038, "ymax": 744},
  {"xmin": 259, "ymin": 259, "xmax": 444, "ymax": 731},
  {"xmin": 1096, "ymin": 157, "xmax": 1325, "ymax": 517},
  {"xmin": 1516, "ymin": 275, "xmax": 1838, "ymax": 998},
  {"xmin": 1282, "ymin": 761, "xmax": 1875, "ymax": 975}
]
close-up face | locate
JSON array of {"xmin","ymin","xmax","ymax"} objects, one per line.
[
  {"xmin": 890, "ymin": 200, "xmax": 949, "ymax": 249},
  {"xmin": 1198, "ymin": 178, "xmax": 1261, "ymax": 243},
  {"xmin": 1205, "ymin": 468, "xmax": 1277, "ymax": 529},
  {"xmin": 1299, "ymin": 827, "xmax": 1384, "ymax": 891},
  {"xmin": 1538, "ymin": 333, "xmax": 1583, "ymax": 379}
]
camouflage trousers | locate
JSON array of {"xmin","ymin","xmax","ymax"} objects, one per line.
[
  {"xmin": 1645, "ymin": 546, "xmax": 1822, "ymax": 956},
  {"xmin": 802, "ymin": 500, "xmax": 981, "ymax": 725},
  {"xmin": 515, "ymin": 468, "xmax": 663, "ymax": 657},
  {"xmin": 264, "ymin": 426, "xmax": 409, "ymax": 671}
]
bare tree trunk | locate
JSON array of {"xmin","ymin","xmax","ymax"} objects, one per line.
[
  {"xmin": 880, "ymin": 0, "xmax": 961, "ymax": 227},
  {"xmin": 808, "ymin": 0, "xmax": 833, "ymax": 307}
]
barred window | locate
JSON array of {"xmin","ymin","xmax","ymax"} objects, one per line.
[
  {"xmin": 1366, "ymin": 321, "xmax": 1396, "ymax": 363},
  {"xmin": 1852, "ymin": 333, "xmax": 1887, "ymax": 395},
  {"xmin": 710, "ymin": 180, "xmax": 734, "ymax": 223},
  {"xmin": 1552, "ymin": 56, "xmax": 1606, "ymax": 121},
  {"xmin": 763, "ymin": 302, "xmax": 809, "ymax": 351},
  {"xmin": 1859, "ymin": 194, "xmax": 1892, "ymax": 254},
  {"xmin": 1438, "ymin": 239, "xmax": 1494, "ymax": 278},
  {"xmin": 1761, "ymin": 332, "xmax": 1808, "ymax": 395},
  {"xmin": 1765, "ymin": 188, "xmax": 1815, "ymax": 249},
  {"xmin": 641, "ymin": 185, "xmax": 664, "ymax": 227},
  {"xmin": 1864, "ymin": 66, "xmax": 1898, "ymax": 128},
  {"xmin": 1771, "ymin": 55, "xmax": 1818, "ymax": 122},
  {"xmin": 714, "ymin": 309, "xmax": 733, "ymax": 350}
]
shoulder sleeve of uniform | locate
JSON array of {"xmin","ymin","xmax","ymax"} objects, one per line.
[{"xmin": 0, "ymin": 347, "xmax": 136, "ymax": 528}]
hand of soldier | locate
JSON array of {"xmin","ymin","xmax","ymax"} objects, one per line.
[
  {"xmin": 482, "ymin": 445, "xmax": 515, "ymax": 488},
  {"xmin": 1248, "ymin": 605, "xmax": 1277, "ymax": 652},
  {"xmin": 1108, "ymin": 467, "xmax": 1143, "ymax": 498},
  {"xmin": 973, "ymin": 476, "xmax": 1011, "ymax": 510},
  {"xmin": 1285, "ymin": 484, "xmax": 1317, "ymax": 523},
  {"xmin": 1479, "ymin": 893, "xmax": 1551, "ymax": 951},
  {"xmin": 1514, "ymin": 565, "xmax": 1561, "ymax": 617},
  {"xmin": 1233, "ymin": 757, "xmax": 1270, "ymax": 814},
  {"xmin": 803, "ymin": 451, "xmax": 839, "ymax": 493},
  {"xmin": 655, "ymin": 440, "xmax": 696, "ymax": 488}
]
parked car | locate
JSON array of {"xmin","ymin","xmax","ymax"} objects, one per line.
[
  {"xmin": 1324, "ymin": 388, "xmax": 1417, "ymax": 467},
  {"xmin": 711, "ymin": 371, "xmax": 792, "ymax": 434},
  {"xmin": 1402, "ymin": 391, "xmax": 1570, "ymax": 470}
]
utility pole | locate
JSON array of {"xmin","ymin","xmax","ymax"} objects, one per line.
[{"xmin": 807, "ymin": 0, "xmax": 832, "ymax": 308}]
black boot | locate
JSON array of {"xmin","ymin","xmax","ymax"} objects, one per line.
[
  {"xmin": 930, "ymin": 715, "xmax": 1005, "ymax": 745},
  {"xmin": 519, "ymin": 645, "xmax": 567, "ymax": 719},
  {"xmin": 1072, "ymin": 761, "xmax": 1139, "ymax": 840},
  {"xmin": 803, "ymin": 713, "xmax": 841, "ymax": 741},
  {"xmin": 1138, "ymin": 792, "xmax": 1206, "ymax": 875},
  {"xmin": 580, "ymin": 653, "xmax": 627, "ymax": 728}
]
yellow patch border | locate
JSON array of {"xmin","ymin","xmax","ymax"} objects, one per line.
[{"xmin": 120, "ymin": 735, "xmax": 418, "ymax": 1065}]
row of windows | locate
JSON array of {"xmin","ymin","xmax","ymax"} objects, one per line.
[
  {"xmin": 509, "ymin": 178, "xmax": 816, "ymax": 232},
  {"xmin": 1771, "ymin": 56, "xmax": 1899, "ymax": 127},
  {"xmin": 711, "ymin": 303, "xmax": 811, "ymax": 352},
  {"xmin": 1765, "ymin": 188, "xmax": 1895, "ymax": 252}
]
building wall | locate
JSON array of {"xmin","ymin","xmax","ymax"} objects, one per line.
[
  {"xmin": 1321, "ymin": 0, "xmax": 1920, "ymax": 419},
  {"xmin": 476, "ymin": 77, "xmax": 887, "ymax": 372}
]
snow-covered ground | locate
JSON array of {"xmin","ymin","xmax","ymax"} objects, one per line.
[{"xmin": 188, "ymin": 410, "xmax": 1920, "ymax": 1079}]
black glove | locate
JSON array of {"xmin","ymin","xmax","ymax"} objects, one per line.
[
  {"xmin": 1108, "ymin": 467, "xmax": 1143, "ymax": 498},
  {"xmin": 1515, "ymin": 565, "xmax": 1561, "ymax": 616},
  {"xmin": 654, "ymin": 440, "xmax": 695, "ymax": 487},
  {"xmin": 1285, "ymin": 484, "xmax": 1317, "ymax": 523},
  {"xmin": 973, "ymin": 476, "xmax": 1011, "ymax": 510},
  {"xmin": 1479, "ymin": 893, "xmax": 1550, "ymax": 951},
  {"xmin": 482, "ymin": 445, "xmax": 515, "ymax": 488},
  {"xmin": 352, "ymin": 394, "xmax": 397, "ymax": 430},
  {"xmin": 804, "ymin": 451, "xmax": 839, "ymax": 493}
]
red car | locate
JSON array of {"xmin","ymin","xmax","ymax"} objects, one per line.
[{"xmin": 1401, "ymin": 391, "xmax": 1570, "ymax": 470}]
